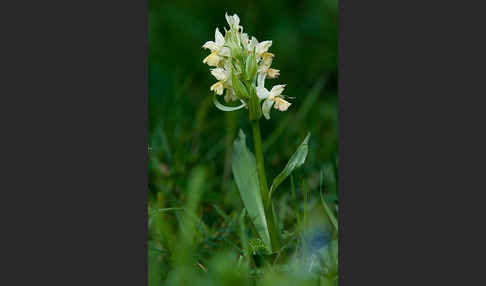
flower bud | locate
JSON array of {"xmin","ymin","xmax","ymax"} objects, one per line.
[
  {"xmin": 231, "ymin": 58, "xmax": 243, "ymax": 75},
  {"xmin": 226, "ymin": 31, "xmax": 243, "ymax": 61},
  {"xmin": 230, "ymin": 45, "xmax": 243, "ymax": 62},
  {"xmin": 248, "ymin": 85, "xmax": 262, "ymax": 121},
  {"xmin": 231, "ymin": 72, "xmax": 249, "ymax": 100},
  {"xmin": 245, "ymin": 50, "xmax": 258, "ymax": 82}
]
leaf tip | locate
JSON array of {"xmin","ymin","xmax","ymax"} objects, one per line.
[
  {"xmin": 238, "ymin": 129, "xmax": 246, "ymax": 140},
  {"xmin": 233, "ymin": 129, "xmax": 247, "ymax": 148},
  {"xmin": 303, "ymin": 132, "xmax": 311, "ymax": 144}
]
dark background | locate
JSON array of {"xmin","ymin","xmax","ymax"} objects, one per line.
[{"xmin": 148, "ymin": 0, "xmax": 339, "ymax": 203}]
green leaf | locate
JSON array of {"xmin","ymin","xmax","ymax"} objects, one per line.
[
  {"xmin": 268, "ymin": 133, "xmax": 310, "ymax": 200},
  {"xmin": 232, "ymin": 130, "xmax": 271, "ymax": 250}
]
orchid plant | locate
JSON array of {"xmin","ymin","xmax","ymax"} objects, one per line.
[{"xmin": 202, "ymin": 13, "xmax": 310, "ymax": 254}]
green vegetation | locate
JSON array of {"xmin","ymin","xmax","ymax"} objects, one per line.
[{"xmin": 149, "ymin": 1, "xmax": 338, "ymax": 285}]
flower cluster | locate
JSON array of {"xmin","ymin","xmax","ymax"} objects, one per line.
[{"xmin": 202, "ymin": 13, "xmax": 291, "ymax": 120}]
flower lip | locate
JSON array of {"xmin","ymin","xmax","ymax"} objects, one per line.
[
  {"xmin": 273, "ymin": 97, "xmax": 291, "ymax": 111},
  {"xmin": 210, "ymin": 81, "xmax": 224, "ymax": 95},
  {"xmin": 210, "ymin": 68, "xmax": 228, "ymax": 81},
  {"xmin": 203, "ymin": 51, "xmax": 221, "ymax": 66},
  {"xmin": 267, "ymin": 68, "xmax": 280, "ymax": 78}
]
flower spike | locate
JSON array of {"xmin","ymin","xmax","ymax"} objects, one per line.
[{"xmin": 202, "ymin": 13, "xmax": 291, "ymax": 118}]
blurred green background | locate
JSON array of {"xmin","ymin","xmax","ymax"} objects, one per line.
[{"xmin": 148, "ymin": 0, "xmax": 338, "ymax": 285}]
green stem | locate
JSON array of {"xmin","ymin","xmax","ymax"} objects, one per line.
[{"xmin": 251, "ymin": 119, "xmax": 281, "ymax": 252}]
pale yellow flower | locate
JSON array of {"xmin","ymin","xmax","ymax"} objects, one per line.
[
  {"xmin": 209, "ymin": 65, "xmax": 238, "ymax": 102},
  {"xmin": 259, "ymin": 52, "xmax": 274, "ymax": 71},
  {"xmin": 256, "ymin": 73, "xmax": 290, "ymax": 119},
  {"xmin": 273, "ymin": 96, "xmax": 291, "ymax": 111},
  {"xmin": 255, "ymin": 39, "xmax": 272, "ymax": 58},
  {"xmin": 202, "ymin": 28, "xmax": 230, "ymax": 67},
  {"xmin": 210, "ymin": 67, "xmax": 230, "ymax": 95},
  {"xmin": 245, "ymin": 37, "xmax": 272, "ymax": 58},
  {"xmin": 224, "ymin": 87, "xmax": 238, "ymax": 102},
  {"xmin": 210, "ymin": 81, "xmax": 224, "ymax": 95},
  {"xmin": 258, "ymin": 52, "xmax": 280, "ymax": 79}
]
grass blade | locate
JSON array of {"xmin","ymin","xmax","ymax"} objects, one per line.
[
  {"xmin": 263, "ymin": 77, "xmax": 326, "ymax": 152},
  {"xmin": 320, "ymin": 169, "xmax": 338, "ymax": 232}
]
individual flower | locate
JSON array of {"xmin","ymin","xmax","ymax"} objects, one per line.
[
  {"xmin": 210, "ymin": 67, "xmax": 230, "ymax": 95},
  {"xmin": 224, "ymin": 87, "xmax": 238, "ymax": 102},
  {"xmin": 252, "ymin": 37, "xmax": 273, "ymax": 59},
  {"xmin": 258, "ymin": 52, "xmax": 280, "ymax": 79},
  {"xmin": 259, "ymin": 52, "xmax": 274, "ymax": 70},
  {"xmin": 244, "ymin": 36, "xmax": 272, "ymax": 59},
  {"xmin": 257, "ymin": 73, "xmax": 291, "ymax": 119},
  {"xmin": 202, "ymin": 28, "xmax": 230, "ymax": 67},
  {"xmin": 210, "ymin": 64, "xmax": 239, "ymax": 102}
]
